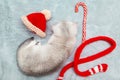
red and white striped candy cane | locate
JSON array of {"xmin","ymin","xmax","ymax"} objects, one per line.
[{"xmin": 75, "ymin": 2, "xmax": 87, "ymax": 43}]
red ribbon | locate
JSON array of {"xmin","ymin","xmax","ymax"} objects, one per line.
[
  {"xmin": 57, "ymin": 2, "xmax": 116, "ymax": 80},
  {"xmin": 57, "ymin": 36, "xmax": 116, "ymax": 80}
]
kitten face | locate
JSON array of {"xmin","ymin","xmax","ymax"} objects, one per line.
[{"xmin": 18, "ymin": 37, "xmax": 40, "ymax": 51}]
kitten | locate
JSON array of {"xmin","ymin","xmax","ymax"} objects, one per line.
[{"xmin": 17, "ymin": 21, "xmax": 77, "ymax": 75}]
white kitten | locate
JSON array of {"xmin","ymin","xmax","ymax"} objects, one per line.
[{"xmin": 17, "ymin": 21, "xmax": 77, "ymax": 75}]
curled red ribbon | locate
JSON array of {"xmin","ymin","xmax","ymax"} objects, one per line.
[
  {"xmin": 57, "ymin": 36, "xmax": 116, "ymax": 80},
  {"xmin": 57, "ymin": 2, "xmax": 116, "ymax": 80}
]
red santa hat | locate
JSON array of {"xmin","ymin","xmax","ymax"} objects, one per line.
[{"xmin": 21, "ymin": 9, "xmax": 51, "ymax": 38}]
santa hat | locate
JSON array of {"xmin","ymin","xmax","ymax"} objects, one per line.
[{"xmin": 21, "ymin": 9, "xmax": 51, "ymax": 38}]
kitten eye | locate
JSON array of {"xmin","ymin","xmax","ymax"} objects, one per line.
[{"xmin": 35, "ymin": 42, "xmax": 39, "ymax": 45}]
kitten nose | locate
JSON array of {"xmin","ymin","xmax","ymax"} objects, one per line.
[{"xmin": 30, "ymin": 37, "xmax": 34, "ymax": 40}]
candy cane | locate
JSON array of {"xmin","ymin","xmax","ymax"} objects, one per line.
[
  {"xmin": 57, "ymin": 2, "xmax": 116, "ymax": 80},
  {"xmin": 75, "ymin": 2, "xmax": 87, "ymax": 43}
]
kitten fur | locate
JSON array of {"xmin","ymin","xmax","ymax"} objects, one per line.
[{"xmin": 17, "ymin": 21, "xmax": 77, "ymax": 75}]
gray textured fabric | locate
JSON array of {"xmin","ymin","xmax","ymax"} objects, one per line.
[{"xmin": 0, "ymin": 0, "xmax": 120, "ymax": 80}]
